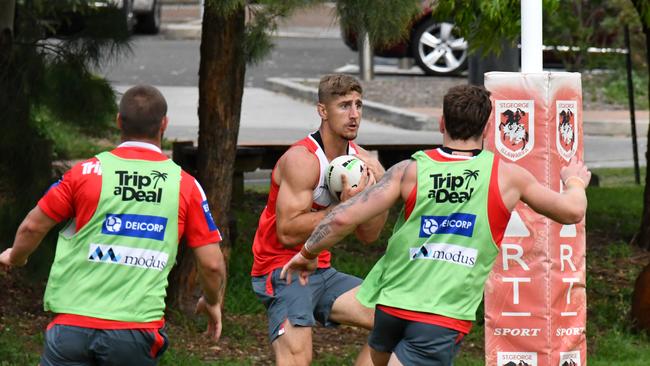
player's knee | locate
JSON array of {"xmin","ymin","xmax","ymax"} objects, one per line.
[{"xmin": 276, "ymin": 344, "xmax": 312, "ymax": 366}]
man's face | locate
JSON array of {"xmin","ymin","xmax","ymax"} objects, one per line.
[{"xmin": 319, "ymin": 91, "xmax": 363, "ymax": 141}]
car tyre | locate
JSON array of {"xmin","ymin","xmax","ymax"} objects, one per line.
[
  {"xmin": 412, "ymin": 17, "xmax": 468, "ymax": 76},
  {"xmin": 136, "ymin": 0, "xmax": 162, "ymax": 34}
]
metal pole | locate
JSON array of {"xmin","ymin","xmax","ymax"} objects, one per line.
[
  {"xmin": 624, "ymin": 26, "xmax": 641, "ymax": 185},
  {"xmin": 521, "ymin": 0, "xmax": 543, "ymax": 73},
  {"xmin": 358, "ymin": 31, "xmax": 374, "ymax": 81}
]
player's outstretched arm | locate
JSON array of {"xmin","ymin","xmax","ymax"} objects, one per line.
[
  {"xmin": 504, "ymin": 157, "xmax": 590, "ymax": 224},
  {"xmin": 275, "ymin": 147, "xmax": 332, "ymax": 247},
  {"xmin": 280, "ymin": 160, "xmax": 410, "ymax": 284},
  {"xmin": 351, "ymin": 148, "xmax": 389, "ymax": 244},
  {"xmin": 0, "ymin": 206, "xmax": 57, "ymax": 267},
  {"xmin": 193, "ymin": 243, "xmax": 226, "ymax": 342}
]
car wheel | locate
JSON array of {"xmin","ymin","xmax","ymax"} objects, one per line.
[
  {"xmin": 412, "ymin": 18, "xmax": 468, "ymax": 76},
  {"xmin": 136, "ymin": 0, "xmax": 162, "ymax": 34}
]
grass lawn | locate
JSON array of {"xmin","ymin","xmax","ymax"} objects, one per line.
[{"xmin": 1, "ymin": 167, "xmax": 650, "ymax": 364}]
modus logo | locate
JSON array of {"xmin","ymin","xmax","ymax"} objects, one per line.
[
  {"xmin": 102, "ymin": 214, "xmax": 167, "ymax": 241},
  {"xmin": 113, "ymin": 170, "xmax": 168, "ymax": 203},
  {"xmin": 87, "ymin": 244, "xmax": 168, "ymax": 271},
  {"xmin": 559, "ymin": 351, "xmax": 580, "ymax": 366},
  {"xmin": 409, "ymin": 243, "xmax": 477, "ymax": 267}
]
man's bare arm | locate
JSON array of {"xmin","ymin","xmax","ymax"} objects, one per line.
[
  {"xmin": 303, "ymin": 160, "xmax": 409, "ymax": 255},
  {"xmin": 502, "ymin": 157, "xmax": 590, "ymax": 224},
  {"xmin": 352, "ymin": 147, "xmax": 389, "ymax": 244},
  {"xmin": 0, "ymin": 206, "xmax": 58, "ymax": 267},
  {"xmin": 275, "ymin": 147, "xmax": 331, "ymax": 247},
  {"xmin": 193, "ymin": 243, "xmax": 227, "ymax": 341}
]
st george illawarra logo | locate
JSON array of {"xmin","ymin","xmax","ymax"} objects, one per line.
[
  {"xmin": 556, "ymin": 100, "xmax": 579, "ymax": 162},
  {"xmin": 495, "ymin": 100, "xmax": 535, "ymax": 162}
]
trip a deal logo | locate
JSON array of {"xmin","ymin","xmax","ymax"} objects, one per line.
[
  {"xmin": 103, "ymin": 214, "xmax": 167, "ymax": 241},
  {"xmin": 113, "ymin": 170, "xmax": 167, "ymax": 203},
  {"xmin": 495, "ymin": 100, "xmax": 535, "ymax": 161},
  {"xmin": 427, "ymin": 170, "xmax": 480, "ymax": 204}
]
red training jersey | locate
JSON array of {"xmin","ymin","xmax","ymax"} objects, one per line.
[
  {"xmin": 251, "ymin": 133, "xmax": 359, "ymax": 276},
  {"xmin": 38, "ymin": 141, "xmax": 222, "ymax": 330}
]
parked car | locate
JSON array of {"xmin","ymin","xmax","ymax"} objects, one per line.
[
  {"xmin": 95, "ymin": 0, "xmax": 162, "ymax": 34},
  {"xmin": 341, "ymin": 4, "xmax": 623, "ymax": 76},
  {"xmin": 342, "ymin": 6, "xmax": 468, "ymax": 76}
]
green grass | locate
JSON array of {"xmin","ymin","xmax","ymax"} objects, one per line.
[
  {"xmin": 583, "ymin": 69, "xmax": 649, "ymax": 110},
  {"xmin": 0, "ymin": 321, "xmax": 42, "ymax": 366},
  {"xmin": 2, "ymin": 168, "xmax": 650, "ymax": 364}
]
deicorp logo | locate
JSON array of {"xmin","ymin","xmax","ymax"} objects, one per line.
[
  {"xmin": 88, "ymin": 244, "xmax": 168, "ymax": 271},
  {"xmin": 420, "ymin": 213, "xmax": 476, "ymax": 237},
  {"xmin": 102, "ymin": 214, "xmax": 167, "ymax": 241},
  {"xmin": 113, "ymin": 170, "xmax": 167, "ymax": 203}
]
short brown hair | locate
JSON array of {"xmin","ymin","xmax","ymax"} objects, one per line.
[
  {"xmin": 118, "ymin": 85, "xmax": 167, "ymax": 139},
  {"xmin": 318, "ymin": 74, "xmax": 362, "ymax": 103},
  {"xmin": 442, "ymin": 85, "xmax": 492, "ymax": 140}
]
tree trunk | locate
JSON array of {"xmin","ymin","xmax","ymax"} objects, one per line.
[
  {"xmin": 635, "ymin": 23, "xmax": 650, "ymax": 251},
  {"xmin": 167, "ymin": 3, "xmax": 246, "ymax": 312},
  {"xmin": 631, "ymin": 22, "xmax": 650, "ymax": 330}
]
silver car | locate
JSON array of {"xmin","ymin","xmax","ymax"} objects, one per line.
[{"xmin": 97, "ymin": 0, "xmax": 162, "ymax": 34}]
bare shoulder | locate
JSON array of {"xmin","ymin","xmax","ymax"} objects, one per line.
[{"xmin": 276, "ymin": 145, "xmax": 320, "ymax": 188}]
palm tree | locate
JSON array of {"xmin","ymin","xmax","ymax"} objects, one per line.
[
  {"xmin": 462, "ymin": 169, "xmax": 479, "ymax": 189},
  {"xmin": 150, "ymin": 170, "xmax": 168, "ymax": 189}
]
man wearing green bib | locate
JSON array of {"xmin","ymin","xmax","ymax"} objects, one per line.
[
  {"xmin": 0, "ymin": 85, "xmax": 226, "ymax": 365},
  {"xmin": 281, "ymin": 85, "xmax": 591, "ymax": 366}
]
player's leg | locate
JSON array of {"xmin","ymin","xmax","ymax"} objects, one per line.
[
  {"xmin": 329, "ymin": 286, "xmax": 373, "ymax": 330},
  {"xmin": 368, "ymin": 306, "xmax": 407, "ymax": 366},
  {"xmin": 392, "ymin": 321, "xmax": 463, "ymax": 366},
  {"xmin": 314, "ymin": 269, "xmax": 372, "ymax": 366},
  {"xmin": 271, "ymin": 320, "xmax": 313, "ymax": 366},
  {"xmin": 253, "ymin": 269, "xmax": 323, "ymax": 366},
  {"xmin": 40, "ymin": 324, "xmax": 94, "ymax": 366}
]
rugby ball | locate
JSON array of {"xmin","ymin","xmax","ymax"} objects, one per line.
[{"xmin": 325, "ymin": 155, "xmax": 366, "ymax": 200}]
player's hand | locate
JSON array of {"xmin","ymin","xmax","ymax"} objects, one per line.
[
  {"xmin": 339, "ymin": 168, "xmax": 376, "ymax": 202},
  {"xmin": 560, "ymin": 156, "xmax": 591, "ymax": 188},
  {"xmin": 280, "ymin": 252, "xmax": 318, "ymax": 286},
  {"xmin": 355, "ymin": 154, "xmax": 385, "ymax": 181},
  {"xmin": 195, "ymin": 296, "xmax": 222, "ymax": 342},
  {"xmin": 0, "ymin": 248, "xmax": 27, "ymax": 268}
]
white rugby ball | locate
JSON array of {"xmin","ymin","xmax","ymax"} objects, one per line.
[{"xmin": 325, "ymin": 155, "xmax": 366, "ymax": 200}]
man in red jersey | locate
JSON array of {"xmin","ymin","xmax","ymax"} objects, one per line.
[
  {"xmin": 282, "ymin": 85, "xmax": 591, "ymax": 366},
  {"xmin": 0, "ymin": 85, "xmax": 226, "ymax": 366},
  {"xmin": 251, "ymin": 74, "xmax": 387, "ymax": 365}
]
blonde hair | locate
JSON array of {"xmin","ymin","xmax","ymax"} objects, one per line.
[{"xmin": 318, "ymin": 74, "xmax": 362, "ymax": 103}]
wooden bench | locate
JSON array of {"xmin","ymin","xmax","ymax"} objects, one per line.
[{"xmin": 172, "ymin": 141, "xmax": 440, "ymax": 198}]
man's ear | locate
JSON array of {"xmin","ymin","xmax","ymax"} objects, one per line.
[
  {"xmin": 160, "ymin": 116, "xmax": 169, "ymax": 133},
  {"xmin": 317, "ymin": 103, "xmax": 327, "ymax": 120},
  {"xmin": 439, "ymin": 116, "xmax": 445, "ymax": 134},
  {"xmin": 482, "ymin": 119, "xmax": 491, "ymax": 139},
  {"xmin": 116, "ymin": 113, "xmax": 123, "ymax": 129}
]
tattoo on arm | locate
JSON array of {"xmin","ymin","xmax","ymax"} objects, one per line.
[{"xmin": 303, "ymin": 160, "xmax": 409, "ymax": 253}]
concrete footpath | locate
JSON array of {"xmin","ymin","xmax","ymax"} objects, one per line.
[
  {"xmin": 158, "ymin": 2, "xmax": 649, "ymax": 139},
  {"xmin": 146, "ymin": 2, "xmax": 647, "ymax": 168}
]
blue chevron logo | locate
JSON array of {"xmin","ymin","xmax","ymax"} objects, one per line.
[{"xmin": 88, "ymin": 246, "xmax": 122, "ymax": 262}]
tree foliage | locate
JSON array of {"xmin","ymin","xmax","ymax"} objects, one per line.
[
  {"xmin": 0, "ymin": 1, "xmax": 131, "ymax": 266},
  {"xmin": 433, "ymin": 0, "xmax": 557, "ymax": 55}
]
